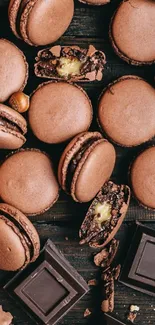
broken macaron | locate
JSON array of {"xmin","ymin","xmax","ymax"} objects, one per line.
[
  {"xmin": 79, "ymin": 181, "xmax": 130, "ymax": 248},
  {"xmin": 58, "ymin": 132, "xmax": 116, "ymax": 203},
  {"xmin": 34, "ymin": 45, "xmax": 106, "ymax": 82}
]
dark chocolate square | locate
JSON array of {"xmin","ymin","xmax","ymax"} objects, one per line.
[
  {"xmin": 119, "ymin": 222, "xmax": 155, "ymax": 296},
  {"xmin": 136, "ymin": 240, "xmax": 155, "ymax": 279},
  {"xmin": 4, "ymin": 240, "xmax": 89, "ymax": 325},
  {"xmin": 22, "ymin": 269, "xmax": 68, "ymax": 314}
]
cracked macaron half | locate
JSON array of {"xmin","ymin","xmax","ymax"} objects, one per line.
[
  {"xmin": 98, "ymin": 76, "xmax": 155, "ymax": 147},
  {"xmin": 0, "ymin": 149, "xmax": 59, "ymax": 216},
  {"xmin": 8, "ymin": 0, "xmax": 74, "ymax": 46},
  {"xmin": 58, "ymin": 132, "xmax": 116, "ymax": 203},
  {"xmin": 130, "ymin": 147, "xmax": 155, "ymax": 210},
  {"xmin": 0, "ymin": 103, "xmax": 27, "ymax": 149},
  {"xmin": 109, "ymin": 0, "xmax": 155, "ymax": 65},
  {"xmin": 0, "ymin": 39, "xmax": 28, "ymax": 102},
  {"xmin": 79, "ymin": 181, "xmax": 130, "ymax": 248},
  {"xmin": 0, "ymin": 203, "xmax": 40, "ymax": 271}
]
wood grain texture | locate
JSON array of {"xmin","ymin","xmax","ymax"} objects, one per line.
[{"xmin": 0, "ymin": 0, "xmax": 155, "ymax": 324}]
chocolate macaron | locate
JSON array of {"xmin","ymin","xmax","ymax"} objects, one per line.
[
  {"xmin": 8, "ymin": 0, "xmax": 74, "ymax": 46},
  {"xmin": 79, "ymin": 0, "xmax": 110, "ymax": 5},
  {"xmin": 58, "ymin": 132, "xmax": 116, "ymax": 203},
  {"xmin": 0, "ymin": 103, "xmax": 27, "ymax": 149},
  {"xmin": 110, "ymin": 0, "xmax": 155, "ymax": 65},
  {"xmin": 0, "ymin": 149, "xmax": 59, "ymax": 216},
  {"xmin": 0, "ymin": 39, "xmax": 28, "ymax": 102},
  {"xmin": 0, "ymin": 203, "xmax": 40, "ymax": 271},
  {"xmin": 34, "ymin": 45, "xmax": 106, "ymax": 82},
  {"xmin": 29, "ymin": 82, "xmax": 93, "ymax": 144},
  {"xmin": 98, "ymin": 76, "xmax": 155, "ymax": 147},
  {"xmin": 130, "ymin": 147, "xmax": 155, "ymax": 210},
  {"xmin": 79, "ymin": 181, "xmax": 130, "ymax": 248}
]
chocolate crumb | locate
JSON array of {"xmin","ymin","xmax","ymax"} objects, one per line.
[
  {"xmin": 127, "ymin": 305, "xmax": 140, "ymax": 323},
  {"xmin": 0, "ymin": 306, "xmax": 13, "ymax": 325},
  {"xmin": 88, "ymin": 278, "xmax": 98, "ymax": 286},
  {"xmin": 94, "ymin": 238, "xmax": 119, "ymax": 268},
  {"xmin": 84, "ymin": 308, "xmax": 92, "ymax": 317}
]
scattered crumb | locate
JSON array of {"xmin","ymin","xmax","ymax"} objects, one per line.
[
  {"xmin": 88, "ymin": 279, "xmax": 98, "ymax": 286},
  {"xmin": 65, "ymin": 237, "xmax": 68, "ymax": 241},
  {"xmin": 127, "ymin": 305, "xmax": 140, "ymax": 323},
  {"xmin": 0, "ymin": 306, "xmax": 13, "ymax": 325},
  {"xmin": 84, "ymin": 308, "xmax": 92, "ymax": 317}
]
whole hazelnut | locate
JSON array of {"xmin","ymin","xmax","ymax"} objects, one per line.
[{"xmin": 9, "ymin": 91, "xmax": 30, "ymax": 113}]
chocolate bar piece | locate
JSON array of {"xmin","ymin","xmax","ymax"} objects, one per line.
[
  {"xmin": 34, "ymin": 45, "xmax": 106, "ymax": 82},
  {"xmin": 4, "ymin": 240, "xmax": 89, "ymax": 325},
  {"xmin": 104, "ymin": 313, "xmax": 127, "ymax": 325},
  {"xmin": 119, "ymin": 222, "xmax": 155, "ymax": 297}
]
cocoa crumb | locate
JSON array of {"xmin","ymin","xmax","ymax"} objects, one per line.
[
  {"xmin": 127, "ymin": 305, "xmax": 140, "ymax": 323},
  {"xmin": 88, "ymin": 279, "xmax": 98, "ymax": 286},
  {"xmin": 84, "ymin": 308, "xmax": 92, "ymax": 317}
]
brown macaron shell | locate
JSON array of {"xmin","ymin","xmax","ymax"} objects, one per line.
[
  {"xmin": 0, "ymin": 39, "xmax": 28, "ymax": 102},
  {"xmin": 130, "ymin": 147, "xmax": 155, "ymax": 210},
  {"xmin": 0, "ymin": 103, "xmax": 27, "ymax": 149},
  {"xmin": 58, "ymin": 132, "xmax": 103, "ymax": 192},
  {"xmin": 79, "ymin": 0, "xmax": 110, "ymax": 4},
  {"xmin": 19, "ymin": 0, "xmax": 74, "ymax": 46},
  {"xmin": 110, "ymin": 0, "xmax": 155, "ymax": 65},
  {"xmin": 71, "ymin": 139, "xmax": 116, "ymax": 202},
  {"xmin": 0, "ymin": 203, "xmax": 40, "ymax": 263},
  {"xmin": 0, "ymin": 216, "xmax": 30, "ymax": 271},
  {"xmin": 98, "ymin": 76, "xmax": 155, "ymax": 147},
  {"xmin": 29, "ymin": 82, "xmax": 93, "ymax": 144},
  {"xmin": 0, "ymin": 149, "xmax": 59, "ymax": 216},
  {"xmin": 58, "ymin": 132, "xmax": 116, "ymax": 203}
]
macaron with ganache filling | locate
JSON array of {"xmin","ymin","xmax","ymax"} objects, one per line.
[
  {"xmin": 0, "ymin": 39, "xmax": 28, "ymax": 102},
  {"xmin": 110, "ymin": 0, "xmax": 155, "ymax": 65},
  {"xmin": 29, "ymin": 81, "xmax": 93, "ymax": 144},
  {"xmin": 98, "ymin": 76, "xmax": 155, "ymax": 147},
  {"xmin": 0, "ymin": 203, "xmax": 40, "ymax": 271},
  {"xmin": 0, "ymin": 149, "xmax": 59, "ymax": 216},
  {"xmin": 0, "ymin": 103, "xmax": 27, "ymax": 149},
  {"xmin": 79, "ymin": 181, "xmax": 130, "ymax": 248},
  {"xmin": 130, "ymin": 147, "xmax": 155, "ymax": 210},
  {"xmin": 58, "ymin": 132, "xmax": 116, "ymax": 203},
  {"xmin": 8, "ymin": 0, "xmax": 74, "ymax": 46}
]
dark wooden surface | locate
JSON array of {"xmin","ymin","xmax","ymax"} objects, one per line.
[{"xmin": 0, "ymin": 0, "xmax": 155, "ymax": 324}]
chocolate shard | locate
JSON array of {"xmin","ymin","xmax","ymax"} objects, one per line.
[
  {"xmin": 127, "ymin": 305, "xmax": 140, "ymax": 323},
  {"xmin": 79, "ymin": 181, "xmax": 130, "ymax": 248},
  {"xmin": 34, "ymin": 45, "xmax": 106, "ymax": 82},
  {"xmin": 94, "ymin": 238, "xmax": 119, "ymax": 268},
  {"xmin": 0, "ymin": 306, "xmax": 13, "ymax": 325},
  {"xmin": 101, "ymin": 265, "xmax": 120, "ymax": 313},
  {"xmin": 101, "ymin": 267, "xmax": 114, "ymax": 313},
  {"xmin": 4, "ymin": 240, "xmax": 89, "ymax": 325}
]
